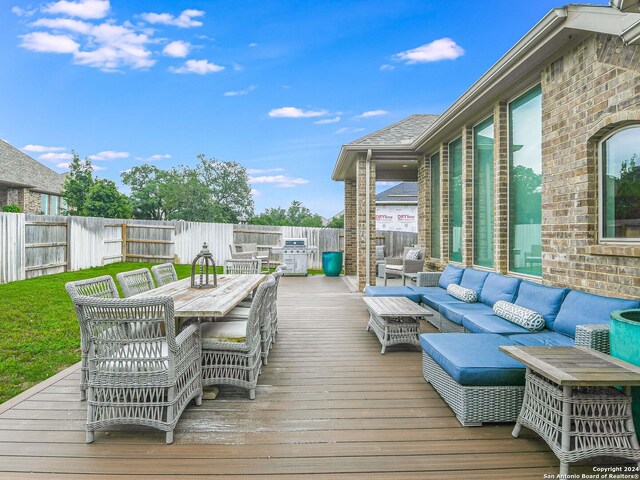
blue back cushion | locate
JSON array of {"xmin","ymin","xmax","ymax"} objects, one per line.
[
  {"xmin": 438, "ymin": 265, "xmax": 464, "ymax": 289},
  {"xmin": 515, "ymin": 281, "xmax": 569, "ymax": 330},
  {"xmin": 479, "ymin": 273, "xmax": 521, "ymax": 307},
  {"xmin": 553, "ymin": 290, "xmax": 639, "ymax": 338},
  {"xmin": 459, "ymin": 268, "xmax": 489, "ymax": 294}
]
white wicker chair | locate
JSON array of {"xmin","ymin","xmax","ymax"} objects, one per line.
[
  {"xmin": 224, "ymin": 258, "xmax": 261, "ymax": 274},
  {"xmin": 269, "ymin": 266, "xmax": 285, "ymax": 344},
  {"xmin": 117, "ymin": 268, "xmax": 156, "ymax": 297},
  {"xmin": 200, "ymin": 276, "xmax": 275, "ymax": 399},
  {"xmin": 75, "ymin": 295, "xmax": 202, "ymax": 444},
  {"xmin": 65, "ymin": 275, "xmax": 120, "ymax": 401},
  {"xmin": 151, "ymin": 263, "xmax": 178, "ymax": 286}
]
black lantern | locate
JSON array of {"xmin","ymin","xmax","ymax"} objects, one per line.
[{"xmin": 191, "ymin": 242, "xmax": 217, "ymax": 289}]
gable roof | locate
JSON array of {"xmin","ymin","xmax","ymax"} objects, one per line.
[
  {"xmin": 376, "ymin": 182, "xmax": 418, "ymax": 204},
  {"xmin": 0, "ymin": 140, "xmax": 65, "ymax": 194},
  {"xmin": 349, "ymin": 114, "xmax": 440, "ymax": 146}
]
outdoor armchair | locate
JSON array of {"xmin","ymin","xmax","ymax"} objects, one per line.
[
  {"xmin": 151, "ymin": 263, "xmax": 178, "ymax": 286},
  {"xmin": 117, "ymin": 268, "xmax": 156, "ymax": 297},
  {"xmin": 384, "ymin": 246, "xmax": 425, "ymax": 285},
  {"xmin": 224, "ymin": 258, "xmax": 261, "ymax": 274}
]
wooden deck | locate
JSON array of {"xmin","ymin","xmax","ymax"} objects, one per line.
[{"xmin": 0, "ymin": 276, "xmax": 608, "ymax": 478}]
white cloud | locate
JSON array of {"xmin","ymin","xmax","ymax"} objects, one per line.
[
  {"xmin": 12, "ymin": 6, "xmax": 37, "ymax": 17},
  {"xmin": 22, "ymin": 144, "xmax": 66, "ymax": 153},
  {"xmin": 32, "ymin": 18, "xmax": 92, "ymax": 34},
  {"xmin": 162, "ymin": 40, "xmax": 191, "ymax": 57},
  {"xmin": 380, "ymin": 64, "xmax": 395, "ymax": 71},
  {"xmin": 250, "ymin": 188, "xmax": 261, "ymax": 197},
  {"xmin": 43, "ymin": 0, "xmax": 110, "ymax": 20},
  {"xmin": 248, "ymin": 42, "xmax": 258, "ymax": 48},
  {"xmin": 39, "ymin": 152, "xmax": 74, "ymax": 162},
  {"xmin": 170, "ymin": 59, "xmax": 224, "ymax": 74},
  {"xmin": 393, "ymin": 37, "xmax": 464, "ymax": 64},
  {"xmin": 88, "ymin": 150, "xmax": 129, "ymax": 161},
  {"xmin": 92, "ymin": 164, "xmax": 107, "ymax": 171},
  {"xmin": 314, "ymin": 116, "xmax": 340, "ymax": 125},
  {"xmin": 268, "ymin": 107, "xmax": 328, "ymax": 119},
  {"xmin": 140, "ymin": 9, "xmax": 205, "ymax": 28},
  {"xmin": 224, "ymin": 85, "xmax": 257, "ymax": 97},
  {"xmin": 356, "ymin": 110, "xmax": 388, "ymax": 118},
  {"xmin": 246, "ymin": 167, "xmax": 284, "ymax": 174},
  {"xmin": 249, "ymin": 174, "xmax": 309, "ymax": 188},
  {"xmin": 20, "ymin": 32, "xmax": 80, "ymax": 53},
  {"xmin": 135, "ymin": 154, "xmax": 172, "ymax": 162},
  {"xmin": 56, "ymin": 162, "xmax": 71, "ymax": 169}
]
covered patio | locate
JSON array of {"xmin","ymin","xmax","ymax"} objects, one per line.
[{"xmin": 0, "ymin": 275, "xmax": 597, "ymax": 479}]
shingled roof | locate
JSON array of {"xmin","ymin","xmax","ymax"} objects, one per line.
[
  {"xmin": 0, "ymin": 140, "xmax": 65, "ymax": 194},
  {"xmin": 349, "ymin": 114, "xmax": 439, "ymax": 146},
  {"xmin": 376, "ymin": 182, "xmax": 418, "ymax": 204}
]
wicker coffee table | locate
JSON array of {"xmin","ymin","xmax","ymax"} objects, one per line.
[
  {"xmin": 500, "ymin": 345, "xmax": 640, "ymax": 475},
  {"xmin": 363, "ymin": 296, "xmax": 431, "ymax": 354}
]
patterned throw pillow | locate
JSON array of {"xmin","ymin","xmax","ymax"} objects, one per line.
[
  {"xmin": 406, "ymin": 249, "xmax": 421, "ymax": 260},
  {"xmin": 446, "ymin": 284, "xmax": 477, "ymax": 303},
  {"xmin": 493, "ymin": 300, "xmax": 545, "ymax": 331}
]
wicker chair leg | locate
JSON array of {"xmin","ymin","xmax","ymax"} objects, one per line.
[
  {"xmin": 249, "ymin": 388, "xmax": 256, "ymax": 400},
  {"xmin": 512, "ymin": 423, "xmax": 522, "ymax": 438},
  {"xmin": 195, "ymin": 394, "xmax": 203, "ymax": 406},
  {"xmin": 262, "ymin": 357, "xmax": 268, "ymax": 366},
  {"xmin": 166, "ymin": 430, "xmax": 174, "ymax": 445},
  {"xmin": 86, "ymin": 430, "xmax": 94, "ymax": 443}
]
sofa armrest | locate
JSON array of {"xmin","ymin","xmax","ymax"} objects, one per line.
[
  {"xmin": 417, "ymin": 272, "xmax": 441, "ymax": 287},
  {"xmin": 403, "ymin": 259, "xmax": 425, "ymax": 274},
  {"xmin": 574, "ymin": 324, "xmax": 610, "ymax": 354}
]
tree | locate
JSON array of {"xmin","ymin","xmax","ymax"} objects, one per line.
[
  {"xmin": 196, "ymin": 155, "xmax": 254, "ymax": 223},
  {"xmin": 251, "ymin": 200, "xmax": 323, "ymax": 227},
  {"xmin": 84, "ymin": 179, "xmax": 132, "ymax": 219},
  {"xmin": 62, "ymin": 153, "xmax": 94, "ymax": 215},
  {"xmin": 121, "ymin": 164, "xmax": 168, "ymax": 220},
  {"xmin": 162, "ymin": 166, "xmax": 217, "ymax": 222},
  {"xmin": 326, "ymin": 214, "xmax": 344, "ymax": 229}
]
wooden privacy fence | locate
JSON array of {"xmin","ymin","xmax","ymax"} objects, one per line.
[{"xmin": 0, "ymin": 212, "xmax": 418, "ymax": 284}]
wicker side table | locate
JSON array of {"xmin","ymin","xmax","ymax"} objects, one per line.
[{"xmin": 501, "ymin": 346, "xmax": 640, "ymax": 475}]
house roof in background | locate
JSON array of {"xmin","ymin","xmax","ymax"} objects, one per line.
[
  {"xmin": 376, "ymin": 182, "xmax": 418, "ymax": 204},
  {"xmin": 0, "ymin": 140, "xmax": 65, "ymax": 194},
  {"xmin": 349, "ymin": 114, "xmax": 440, "ymax": 147}
]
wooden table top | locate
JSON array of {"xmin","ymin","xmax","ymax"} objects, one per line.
[
  {"xmin": 362, "ymin": 296, "xmax": 432, "ymax": 318},
  {"xmin": 133, "ymin": 274, "xmax": 265, "ymax": 317},
  {"xmin": 500, "ymin": 346, "xmax": 640, "ymax": 387}
]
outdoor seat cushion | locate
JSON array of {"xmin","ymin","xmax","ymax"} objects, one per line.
[
  {"xmin": 438, "ymin": 264, "xmax": 465, "ymax": 289},
  {"xmin": 223, "ymin": 306, "xmax": 250, "ymax": 318},
  {"xmin": 100, "ymin": 341, "xmax": 169, "ymax": 373},
  {"xmin": 514, "ymin": 281, "xmax": 569, "ymax": 330},
  {"xmin": 553, "ymin": 290, "xmax": 639, "ymax": 338},
  {"xmin": 201, "ymin": 321, "xmax": 247, "ymax": 345},
  {"xmin": 409, "ymin": 286, "xmax": 465, "ymax": 310},
  {"xmin": 462, "ymin": 314, "xmax": 531, "ymax": 335},
  {"xmin": 438, "ymin": 302, "xmax": 495, "ymax": 326},
  {"xmin": 385, "ymin": 264, "xmax": 403, "ymax": 271},
  {"xmin": 459, "ymin": 268, "xmax": 490, "ymax": 294},
  {"xmin": 507, "ymin": 330, "xmax": 574, "ymax": 347},
  {"xmin": 478, "ymin": 273, "xmax": 520, "ymax": 307},
  {"xmin": 364, "ymin": 286, "xmax": 421, "ymax": 303},
  {"xmin": 420, "ymin": 333, "xmax": 525, "ymax": 386}
]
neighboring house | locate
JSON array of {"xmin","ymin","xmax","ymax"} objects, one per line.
[
  {"xmin": 375, "ymin": 182, "xmax": 417, "ymax": 232},
  {"xmin": 0, "ymin": 140, "xmax": 66, "ymax": 214}
]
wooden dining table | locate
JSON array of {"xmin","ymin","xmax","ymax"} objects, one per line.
[{"xmin": 132, "ymin": 274, "xmax": 265, "ymax": 319}]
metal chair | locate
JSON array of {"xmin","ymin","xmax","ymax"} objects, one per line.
[
  {"xmin": 151, "ymin": 263, "xmax": 178, "ymax": 286},
  {"xmin": 65, "ymin": 275, "xmax": 120, "ymax": 401},
  {"xmin": 75, "ymin": 296, "xmax": 202, "ymax": 444},
  {"xmin": 116, "ymin": 268, "xmax": 155, "ymax": 297},
  {"xmin": 224, "ymin": 258, "xmax": 261, "ymax": 274}
]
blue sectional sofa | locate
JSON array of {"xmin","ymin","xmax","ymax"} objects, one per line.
[{"xmin": 365, "ymin": 265, "xmax": 640, "ymax": 426}]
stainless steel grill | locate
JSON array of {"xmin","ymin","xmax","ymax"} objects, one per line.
[{"xmin": 272, "ymin": 238, "xmax": 317, "ymax": 276}]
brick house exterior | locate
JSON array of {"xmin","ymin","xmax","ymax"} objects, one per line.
[
  {"xmin": 0, "ymin": 140, "xmax": 65, "ymax": 214},
  {"xmin": 333, "ymin": 3, "xmax": 640, "ymax": 296}
]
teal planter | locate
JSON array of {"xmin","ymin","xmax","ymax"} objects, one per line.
[
  {"xmin": 322, "ymin": 251, "xmax": 343, "ymax": 277},
  {"xmin": 610, "ymin": 309, "xmax": 640, "ymax": 438}
]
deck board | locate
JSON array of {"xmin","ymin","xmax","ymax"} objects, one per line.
[{"xmin": 0, "ymin": 275, "xmax": 617, "ymax": 477}]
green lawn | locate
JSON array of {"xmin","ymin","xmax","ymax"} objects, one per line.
[{"xmin": 0, "ymin": 262, "xmax": 324, "ymax": 404}]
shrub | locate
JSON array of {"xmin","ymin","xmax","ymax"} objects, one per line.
[{"xmin": 2, "ymin": 204, "xmax": 21, "ymax": 213}]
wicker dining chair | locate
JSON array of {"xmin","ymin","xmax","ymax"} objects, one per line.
[
  {"xmin": 117, "ymin": 268, "xmax": 156, "ymax": 297},
  {"xmin": 224, "ymin": 258, "xmax": 261, "ymax": 274},
  {"xmin": 65, "ymin": 275, "xmax": 120, "ymax": 401},
  {"xmin": 269, "ymin": 266, "xmax": 285, "ymax": 344},
  {"xmin": 75, "ymin": 295, "xmax": 202, "ymax": 444},
  {"xmin": 200, "ymin": 275, "xmax": 275, "ymax": 399},
  {"xmin": 151, "ymin": 263, "xmax": 178, "ymax": 286}
]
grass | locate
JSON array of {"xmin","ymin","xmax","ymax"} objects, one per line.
[{"xmin": 0, "ymin": 262, "xmax": 325, "ymax": 404}]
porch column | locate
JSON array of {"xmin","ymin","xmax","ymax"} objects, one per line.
[
  {"xmin": 440, "ymin": 143, "xmax": 450, "ymax": 263},
  {"xmin": 344, "ymin": 179, "xmax": 357, "ymax": 275},
  {"xmin": 462, "ymin": 125, "xmax": 474, "ymax": 266},
  {"xmin": 356, "ymin": 152, "xmax": 376, "ymax": 291},
  {"xmin": 417, "ymin": 154, "xmax": 430, "ymax": 257},
  {"xmin": 493, "ymin": 101, "xmax": 509, "ymax": 274}
]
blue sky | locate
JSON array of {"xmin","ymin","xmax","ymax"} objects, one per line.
[{"xmin": 0, "ymin": 0, "xmax": 609, "ymax": 217}]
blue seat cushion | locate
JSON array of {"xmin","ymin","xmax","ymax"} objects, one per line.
[
  {"xmin": 438, "ymin": 264, "xmax": 465, "ymax": 289},
  {"xmin": 479, "ymin": 273, "xmax": 521, "ymax": 307},
  {"xmin": 553, "ymin": 291, "xmax": 639, "ymax": 338},
  {"xmin": 363, "ymin": 286, "xmax": 421, "ymax": 303},
  {"xmin": 459, "ymin": 268, "xmax": 490, "ymax": 294},
  {"xmin": 462, "ymin": 314, "xmax": 531, "ymax": 335},
  {"xmin": 508, "ymin": 331, "xmax": 574, "ymax": 347},
  {"xmin": 420, "ymin": 333, "xmax": 525, "ymax": 386},
  {"xmin": 438, "ymin": 302, "xmax": 495, "ymax": 326},
  {"xmin": 515, "ymin": 281, "xmax": 569, "ymax": 330},
  {"xmin": 411, "ymin": 287, "xmax": 465, "ymax": 311}
]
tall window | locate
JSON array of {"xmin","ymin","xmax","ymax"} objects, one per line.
[
  {"xmin": 50, "ymin": 195, "xmax": 59, "ymax": 215},
  {"xmin": 601, "ymin": 125, "xmax": 640, "ymax": 241},
  {"xmin": 40, "ymin": 194, "xmax": 49, "ymax": 215},
  {"xmin": 449, "ymin": 138, "xmax": 463, "ymax": 263},
  {"xmin": 509, "ymin": 85, "xmax": 542, "ymax": 276},
  {"xmin": 430, "ymin": 152, "xmax": 441, "ymax": 259},
  {"xmin": 474, "ymin": 117, "xmax": 494, "ymax": 268}
]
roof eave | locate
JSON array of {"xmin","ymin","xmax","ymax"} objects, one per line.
[{"xmin": 332, "ymin": 144, "xmax": 417, "ymax": 181}]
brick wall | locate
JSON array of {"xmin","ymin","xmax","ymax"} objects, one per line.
[
  {"xmin": 417, "ymin": 154, "xmax": 429, "ymax": 252},
  {"xmin": 356, "ymin": 155, "xmax": 376, "ymax": 290},
  {"xmin": 344, "ymin": 180, "xmax": 357, "ymax": 275},
  {"xmin": 439, "ymin": 142, "xmax": 450, "ymax": 264},
  {"xmin": 541, "ymin": 33, "xmax": 640, "ymax": 298},
  {"xmin": 462, "ymin": 125, "xmax": 474, "ymax": 266},
  {"xmin": 493, "ymin": 102, "xmax": 509, "ymax": 275}
]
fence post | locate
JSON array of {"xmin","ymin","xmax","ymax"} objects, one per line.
[{"xmin": 121, "ymin": 223, "xmax": 127, "ymax": 262}]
